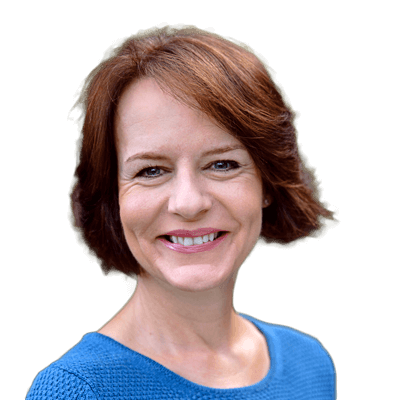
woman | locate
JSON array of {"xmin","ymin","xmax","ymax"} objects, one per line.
[{"xmin": 27, "ymin": 26, "xmax": 336, "ymax": 398}]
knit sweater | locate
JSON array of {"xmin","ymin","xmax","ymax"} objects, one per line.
[{"xmin": 26, "ymin": 313, "xmax": 336, "ymax": 399}]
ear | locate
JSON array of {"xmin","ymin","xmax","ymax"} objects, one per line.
[{"xmin": 263, "ymin": 195, "xmax": 272, "ymax": 208}]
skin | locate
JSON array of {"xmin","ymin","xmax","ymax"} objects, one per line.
[{"xmin": 98, "ymin": 78, "xmax": 271, "ymax": 388}]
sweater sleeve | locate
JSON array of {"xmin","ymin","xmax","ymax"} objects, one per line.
[{"xmin": 26, "ymin": 365, "xmax": 97, "ymax": 400}]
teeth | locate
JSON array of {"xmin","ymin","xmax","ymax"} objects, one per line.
[{"xmin": 169, "ymin": 232, "xmax": 221, "ymax": 246}]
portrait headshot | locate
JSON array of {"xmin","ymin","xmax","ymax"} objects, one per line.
[{"xmin": 26, "ymin": 23, "xmax": 339, "ymax": 400}]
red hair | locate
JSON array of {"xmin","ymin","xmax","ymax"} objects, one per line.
[{"xmin": 71, "ymin": 26, "xmax": 334, "ymax": 277}]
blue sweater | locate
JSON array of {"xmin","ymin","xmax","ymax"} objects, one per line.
[{"xmin": 26, "ymin": 313, "xmax": 336, "ymax": 399}]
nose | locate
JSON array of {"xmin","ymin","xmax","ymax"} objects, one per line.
[{"xmin": 168, "ymin": 169, "xmax": 212, "ymax": 220}]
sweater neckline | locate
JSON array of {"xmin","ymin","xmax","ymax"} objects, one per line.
[{"xmin": 91, "ymin": 313, "xmax": 276, "ymax": 394}]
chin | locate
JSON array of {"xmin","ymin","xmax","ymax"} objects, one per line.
[{"xmin": 159, "ymin": 261, "xmax": 237, "ymax": 293}]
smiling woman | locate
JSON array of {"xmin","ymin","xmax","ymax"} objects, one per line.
[{"xmin": 26, "ymin": 25, "xmax": 336, "ymax": 398}]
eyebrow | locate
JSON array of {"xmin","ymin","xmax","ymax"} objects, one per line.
[{"xmin": 124, "ymin": 144, "xmax": 246, "ymax": 164}]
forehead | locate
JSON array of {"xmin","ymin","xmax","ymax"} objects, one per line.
[
  {"xmin": 116, "ymin": 78, "xmax": 213, "ymax": 130},
  {"xmin": 115, "ymin": 78, "xmax": 244, "ymax": 152}
]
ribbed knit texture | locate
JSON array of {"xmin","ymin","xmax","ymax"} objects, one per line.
[{"xmin": 26, "ymin": 313, "xmax": 336, "ymax": 399}]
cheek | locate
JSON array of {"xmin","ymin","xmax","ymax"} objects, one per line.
[
  {"xmin": 244, "ymin": 187, "xmax": 264, "ymax": 231},
  {"xmin": 119, "ymin": 192, "xmax": 144, "ymax": 239},
  {"xmin": 119, "ymin": 190, "xmax": 164, "ymax": 240},
  {"xmin": 227, "ymin": 180, "xmax": 263, "ymax": 216}
]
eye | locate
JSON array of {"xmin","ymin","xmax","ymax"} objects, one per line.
[
  {"xmin": 135, "ymin": 160, "xmax": 241, "ymax": 179},
  {"xmin": 211, "ymin": 160, "xmax": 240, "ymax": 172},
  {"xmin": 135, "ymin": 165, "xmax": 166, "ymax": 179}
]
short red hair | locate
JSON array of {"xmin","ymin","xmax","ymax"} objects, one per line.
[{"xmin": 71, "ymin": 26, "xmax": 334, "ymax": 277}]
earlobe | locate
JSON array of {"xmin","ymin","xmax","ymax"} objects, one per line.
[{"xmin": 263, "ymin": 195, "xmax": 272, "ymax": 208}]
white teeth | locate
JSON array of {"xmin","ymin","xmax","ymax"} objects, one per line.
[
  {"xmin": 183, "ymin": 237, "xmax": 193, "ymax": 246},
  {"xmin": 168, "ymin": 232, "xmax": 221, "ymax": 245},
  {"xmin": 193, "ymin": 237, "xmax": 203, "ymax": 244}
]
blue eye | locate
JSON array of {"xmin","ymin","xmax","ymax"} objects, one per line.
[
  {"xmin": 211, "ymin": 160, "xmax": 240, "ymax": 172},
  {"xmin": 136, "ymin": 166, "xmax": 163, "ymax": 178},
  {"xmin": 135, "ymin": 160, "xmax": 241, "ymax": 179}
]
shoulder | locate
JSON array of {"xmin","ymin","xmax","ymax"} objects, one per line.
[
  {"xmin": 268, "ymin": 324, "xmax": 332, "ymax": 352},
  {"xmin": 242, "ymin": 313, "xmax": 334, "ymax": 366},
  {"xmin": 26, "ymin": 332, "xmax": 137, "ymax": 399},
  {"xmin": 269, "ymin": 324, "xmax": 336, "ymax": 376},
  {"xmin": 26, "ymin": 364, "xmax": 97, "ymax": 399}
]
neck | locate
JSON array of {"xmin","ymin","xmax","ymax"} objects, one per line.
[{"xmin": 113, "ymin": 271, "xmax": 245, "ymax": 356}]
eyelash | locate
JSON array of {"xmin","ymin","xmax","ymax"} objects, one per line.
[{"xmin": 135, "ymin": 160, "xmax": 241, "ymax": 179}]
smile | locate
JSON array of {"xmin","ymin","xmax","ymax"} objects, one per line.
[
  {"xmin": 166, "ymin": 232, "xmax": 223, "ymax": 246},
  {"xmin": 158, "ymin": 230, "xmax": 228, "ymax": 254}
]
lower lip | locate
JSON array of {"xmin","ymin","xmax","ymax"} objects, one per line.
[{"xmin": 158, "ymin": 234, "xmax": 227, "ymax": 254}]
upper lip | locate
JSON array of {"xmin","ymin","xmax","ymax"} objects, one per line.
[{"xmin": 163, "ymin": 228, "xmax": 223, "ymax": 238}]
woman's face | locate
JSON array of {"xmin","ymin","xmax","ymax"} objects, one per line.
[{"xmin": 115, "ymin": 78, "xmax": 267, "ymax": 292}]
